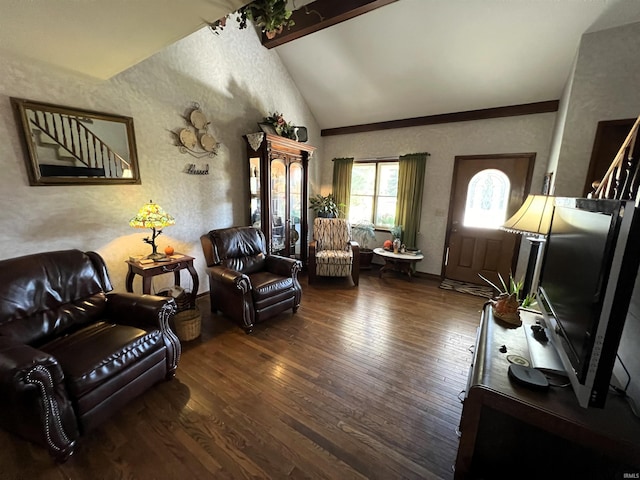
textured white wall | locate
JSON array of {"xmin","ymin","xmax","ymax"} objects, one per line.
[
  {"xmin": 323, "ymin": 114, "xmax": 556, "ymax": 277},
  {"xmin": 0, "ymin": 25, "xmax": 320, "ymax": 294},
  {"xmin": 546, "ymin": 53, "xmax": 577, "ymax": 188},
  {"xmin": 552, "ymin": 21, "xmax": 640, "ymax": 196}
]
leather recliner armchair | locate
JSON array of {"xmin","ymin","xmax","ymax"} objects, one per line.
[
  {"xmin": 0, "ymin": 250, "xmax": 181, "ymax": 461},
  {"xmin": 201, "ymin": 226, "xmax": 302, "ymax": 333}
]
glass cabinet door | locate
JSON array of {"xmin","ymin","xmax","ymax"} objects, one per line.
[
  {"xmin": 270, "ymin": 158, "xmax": 287, "ymax": 254},
  {"xmin": 249, "ymin": 156, "xmax": 261, "ymax": 228},
  {"xmin": 289, "ymin": 162, "xmax": 302, "ymax": 258}
]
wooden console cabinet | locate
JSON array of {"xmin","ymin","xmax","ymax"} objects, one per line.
[
  {"xmin": 454, "ymin": 304, "xmax": 640, "ymax": 479},
  {"xmin": 244, "ymin": 133, "xmax": 315, "ymax": 266}
]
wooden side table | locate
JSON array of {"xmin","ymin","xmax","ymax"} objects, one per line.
[
  {"xmin": 373, "ymin": 247, "xmax": 424, "ymax": 281},
  {"xmin": 125, "ymin": 254, "xmax": 199, "ymax": 309}
]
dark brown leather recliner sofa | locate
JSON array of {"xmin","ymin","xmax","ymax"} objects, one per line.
[
  {"xmin": 0, "ymin": 249, "xmax": 181, "ymax": 461},
  {"xmin": 201, "ymin": 226, "xmax": 302, "ymax": 333}
]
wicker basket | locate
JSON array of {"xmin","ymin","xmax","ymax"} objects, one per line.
[{"xmin": 173, "ymin": 307, "xmax": 201, "ymax": 341}]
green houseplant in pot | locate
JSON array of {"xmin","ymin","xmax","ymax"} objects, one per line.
[
  {"xmin": 351, "ymin": 221, "xmax": 376, "ymax": 270},
  {"xmin": 209, "ymin": 0, "xmax": 295, "ymax": 39},
  {"xmin": 478, "ymin": 272, "xmax": 535, "ymax": 326},
  {"xmin": 309, "ymin": 194, "xmax": 343, "ymax": 218}
]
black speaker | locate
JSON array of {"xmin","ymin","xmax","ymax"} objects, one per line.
[{"xmin": 293, "ymin": 126, "xmax": 307, "ymax": 143}]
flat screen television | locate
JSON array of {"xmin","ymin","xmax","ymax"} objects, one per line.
[{"xmin": 537, "ymin": 197, "xmax": 640, "ymax": 408}]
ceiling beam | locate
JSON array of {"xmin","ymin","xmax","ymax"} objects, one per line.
[
  {"xmin": 262, "ymin": 0, "xmax": 399, "ymax": 48},
  {"xmin": 321, "ymin": 101, "xmax": 560, "ymax": 137}
]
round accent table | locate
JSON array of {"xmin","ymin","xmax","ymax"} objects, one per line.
[{"xmin": 373, "ymin": 247, "xmax": 424, "ymax": 281}]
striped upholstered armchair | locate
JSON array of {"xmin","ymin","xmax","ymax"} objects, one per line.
[{"xmin": 308, "ymin": 218, "xmax": 360, "ymax": 286}]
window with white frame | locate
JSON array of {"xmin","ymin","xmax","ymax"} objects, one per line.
[{"xmin": 349, "ymin": 160, "xmax": 399, "ymax": 228}]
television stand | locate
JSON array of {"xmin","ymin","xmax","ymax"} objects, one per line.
[{"xmin": 454, "ymin": 303, "xmax": 640, "ymax": 479}]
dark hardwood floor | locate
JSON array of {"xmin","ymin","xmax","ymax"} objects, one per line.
[{"xmin": 0, "ymin": 268, "xmax": 486, "ymax": 480}]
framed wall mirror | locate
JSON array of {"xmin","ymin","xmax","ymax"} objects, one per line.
[{"xmin": 11, "ymin": 98, "xmax": 141, "ymax": 186}]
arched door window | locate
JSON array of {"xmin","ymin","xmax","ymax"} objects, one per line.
[{"xmin": 463, "ymin": 169, "xmax": 510, "ymax": 228}]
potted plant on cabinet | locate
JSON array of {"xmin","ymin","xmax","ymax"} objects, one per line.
[
  {"xmin": 263, "ymin": 112, "xmax": 295, "ymax": 139},
  {"xmin": 351, "ymin": 221, "xmax": 376, "ymax": 269},
  {"xmin": 309, "ymin": 194, "xmax": 343, "ymax": 218}
]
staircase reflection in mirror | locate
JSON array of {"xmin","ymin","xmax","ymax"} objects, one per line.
[{"xmin": 11, "ymin": 97, "xmax": 141, "ymax": 186}]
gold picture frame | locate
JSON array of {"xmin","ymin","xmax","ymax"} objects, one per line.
[{"xmin": 11, "ymin": 98, "xmax": 141, "ymax": 186}]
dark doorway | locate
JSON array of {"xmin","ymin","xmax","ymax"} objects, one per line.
[{"xmin": 583, "ymin": 118, "xmax": 636, "ymax": 197}]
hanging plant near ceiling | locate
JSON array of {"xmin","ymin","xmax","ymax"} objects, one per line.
[{"xmin": 209, "ymin": 0, "xmax": 295, "ymax": 39}]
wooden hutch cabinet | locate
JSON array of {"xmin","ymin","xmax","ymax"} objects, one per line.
[{"xmin": 244, "ymin": 133, "xmax": 315, "ymax": 266}]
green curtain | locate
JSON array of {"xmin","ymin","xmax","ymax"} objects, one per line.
[
  {"xmin": 332, "ymin": 157, "xmax": 354, "ymax": 218},
  {"xmin": 395, "ymin": 153, "xmax": 428, "ymax": 248}
]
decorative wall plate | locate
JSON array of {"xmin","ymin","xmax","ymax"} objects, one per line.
[
  {"xmin": 179, "ymin": 128, "xmax": 197, "ymax": 149},
  {"xmin": 175, "ymin": 103, "xmax": 219, "ymax": 160},
  {"xmin": 200, "ymin": 133, "xmax": 217, "ymax": 152},
  {"xmin": 190, "ymin": 110, "xmax": 208, "ymax": 130}
]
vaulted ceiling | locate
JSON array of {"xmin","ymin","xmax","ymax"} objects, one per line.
[
  {"xmin": 2, "ymin": 0, "xmax": 639, "ymax": 131},
  {"xmin": 272, "ymin": 0, "xmax": 640, "ymax": 131},
  {"xmin": 0, "ymin": 0, "xmax": 247, "ymax": 79}
]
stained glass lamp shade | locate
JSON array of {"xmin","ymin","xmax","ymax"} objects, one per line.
[{"xmin": 129, "ymin": 201, "xmax": 175, "ymax": 260}]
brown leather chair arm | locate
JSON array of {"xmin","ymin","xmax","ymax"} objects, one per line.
[
  {"xmin": 206, "ymin": 266, "xmax": 255, "ymax": 331},
  {"xmin": 0, "ymin": 337, "xmax": 78, "ymax": 461},
  {"xmin": 106, "ymin": 292, "xmax": 176, "ymax": 328},
  {"xmin": 105, "ymin": 293, "xmax": 181, "ymax": 378},
  {"xmin": 206, "ymin": 266, "xmax": 252, "ymax": 293},
  {"xmin": 265, "ymin": 255, "xmax": 302, "ymax": 277}
]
